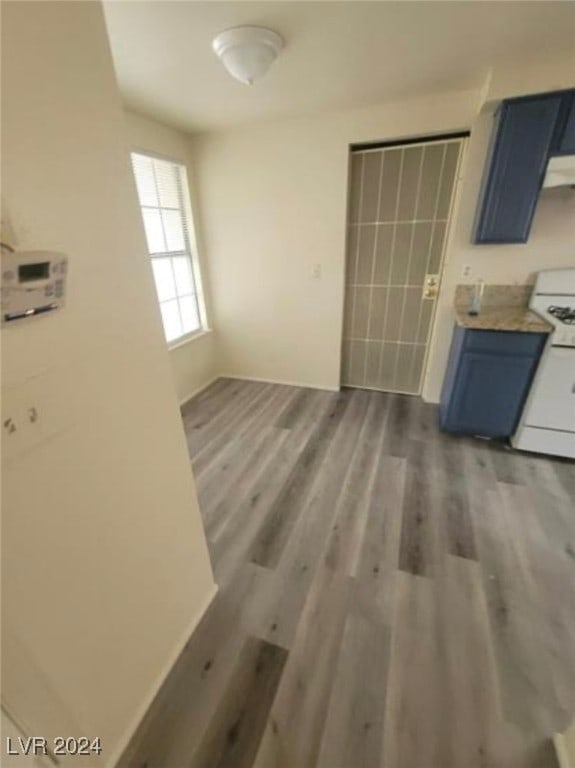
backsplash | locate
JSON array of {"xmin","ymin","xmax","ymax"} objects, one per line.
[{"xmin": 454, "ymin": 284, "xmax": 532, "ymax": 308}]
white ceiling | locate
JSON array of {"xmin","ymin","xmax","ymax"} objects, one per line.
[{"xmin": 103, "ymin": 1, "xmax": 575, "ymax": 133}]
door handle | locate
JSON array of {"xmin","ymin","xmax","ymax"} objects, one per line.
[{"xmin": 423, "ymin": 274, "xmax": 439, "ymax": 299}]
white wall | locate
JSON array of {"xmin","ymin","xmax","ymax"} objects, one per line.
[
  {"xmin": 1, "ymin": 4, "xmax": 215, "ymax": 767},
  {"xmin": 485, "ymin": 50, "xmax": 575, "ymax": 103},
  {"xmin": 191, "ymin": 89, "xmax": 478, "ymax": 390},
  {"xmin": 565, "ymin": 721, "xmax": 575, "ymax": 766},
  {"xmin": 555, "ymin": 719, "xmax": 575, "ymax": 768},
  {"xmin": 1, "ymin": 710, "xmax": 50, "ymax": 767},
  {"xmin": 190, "ymin": 55, "xmax": 575, "ymax": 398},
  {"xmin": 123, "ymin": 111, "xmax": 218, "ymax": 403}
]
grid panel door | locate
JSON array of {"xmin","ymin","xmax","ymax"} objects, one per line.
[{"xmin": 341, "ymin": 139, "xmax": 463, "ymax": 394}]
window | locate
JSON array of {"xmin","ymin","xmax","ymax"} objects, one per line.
[{"xmin": 131, "ymin": 152, "xmax": 204, "ymax": 344}]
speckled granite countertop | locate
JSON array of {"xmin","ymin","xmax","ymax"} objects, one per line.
[
  {"xmin": 454, "ymin": 305, "xmax": 552, "ymax": 333},
  {"xmin": 453, "ymin": 284, "xmax": 553, "ymax": 334}
]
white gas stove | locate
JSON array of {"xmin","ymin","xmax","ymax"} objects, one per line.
[{"xmin": 513, "ymin": 268, "xmax": 575, "ymax": 459}]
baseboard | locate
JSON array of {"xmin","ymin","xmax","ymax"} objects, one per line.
[
  {"xmin": 108, "ymin": 583, "xmax": 219, "ymax": 768},
  {"xmin": 220, "ymin": 373, "xmax": 340, "ymax": 393},
  {"xmin": 554, "ymin": 733, "xmax": 573, "ymax": 768},
  {"xmin": 179, "ymin": 376, "xmax": 220, "ymax": 408}
]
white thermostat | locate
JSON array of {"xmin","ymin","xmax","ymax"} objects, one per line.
[{"xmin": 1, "ymin": 250, "xmax": 68, "ymax": 324}]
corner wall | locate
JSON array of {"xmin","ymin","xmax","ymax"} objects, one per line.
[
  {"xmin": 123, "ymin": 111, "xmax": 218, "ymax": 403},
  {"xmin": 1, "ymin": 3, "xmax": 215, "ymax": 765}
]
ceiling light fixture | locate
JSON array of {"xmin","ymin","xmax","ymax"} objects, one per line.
[{"xmin": 212, "ymin": 26, "xmax": 283, "ymax": 86}]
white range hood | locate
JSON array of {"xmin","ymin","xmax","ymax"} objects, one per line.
[{"xmin": 542, "ymin": 155, "xmax": 575, "ymax": 188}]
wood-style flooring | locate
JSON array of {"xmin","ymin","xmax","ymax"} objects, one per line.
[{"xmin": 121, "ymin": 379, "xmax": 575, "ymax": 768}]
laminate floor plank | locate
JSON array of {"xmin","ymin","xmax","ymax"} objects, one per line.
[
  {"xmin": 489, "ymin": 443, "xmax": 528, "ymax": 485},
  {"xmin": 188, "ymin": 636, "xmax": 288, "ymax": 768},
  {"xmin": 193, "ymin": 383, "xmax": 277, "ymax": 477},
  {"xmin": 381, "ymin": 570, "xmax": 448, "ymax": 768},
  {"xmin": 180, "ymin": 378, "xmax": 235, "ymax": 432},
  {"xmin": 381, "ymin": 393, "xmax": 411, "ymax": 457},
  {"xmin": 435, "ymin": 555, "xmax": 559, "ymax": 768},
  {"xmin": 243, "ymin": 389, "xmax": 372, "ymax": 649},
  {"xmin": 462, "ymin": 434, "xmax": 500, "ymax": 493},
  {"xmin": 519, "ymin": 454, "xmax": 573, "ymax": 503},
  {"xmin": 118, "ymin": 382, "xmax": 573, "ymax": 768},
  {"xmin": 252, "ymin": 564, "xmax": 353, "ymax": 768},
  {"xmin": 184, "ymin": 380, "xmax": 263, "ymax": 456},
  {"xmin": 274, "ymin": 387, "xmax": 317, "ymax": 429},
  {"xmin": 499, "ymin": 484, "xmax": 575, "ymax": 728},
  {"xmin": 551, "ymin": 458, "xmax": 575, "ymax": 502},
  {"xmin": 197, "ymin": 384, "xmax": 295, "ymax": 528},
  {"xmin": 186, "ymin": 387, "xmax": 263, "ymax": 465},
  {"xmin": 472, "ymin": 484, "xmax": 562, "ymax": 737},
  {"xmin": 248, "ymin": 391, "xmax": 352, "ymax": 569},
  {"xmin": 209, "ymin": 391, "xmax": 333, "ymax": 584},
  {"xmin": 435, "ymin": 554, "xmax": 507, "ymax": 767},
  {"xmin": 181, "ymin": 377, "xmax": 236, "ymax": 422},
  {"xmin": 436, "ymin": 440, "xmax": 478, "ymax": 561},
  {"xmin": 407, "ymin": 395, "xmax": 440, "ymax": 443},
  {"xmin": 354, "ymin": 453, "xmax": 406, "ymax": 624},
  {"xmin": 316, "ymin": 581, "xmax": 391, "ymax": 768},
  {"xmin": 323, "ymin": 391, "xmax": 390, "ymax": 577},
  {"xmin": 202, "ymin": 427, "xmax": 290, "ymax": 541},
  {"xmin": 398, "ymin": 439, "xmax": 438, "ymax": 577}
]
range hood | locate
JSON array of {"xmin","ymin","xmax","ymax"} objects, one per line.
[{"xmin": 542, "ymin": 155, "xmax": 575, "ymax": 188}]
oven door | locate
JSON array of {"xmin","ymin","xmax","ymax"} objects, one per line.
[{"xmin": 523, "ymin": 346, "xmax": 575, "ymax": 432}]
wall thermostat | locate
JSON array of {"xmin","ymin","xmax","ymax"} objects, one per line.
[{"xmin": 1, "ymin": 250, "xmax": 68, "ymax": 324}]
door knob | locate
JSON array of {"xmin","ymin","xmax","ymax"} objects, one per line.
[{"xmin": 423, "ymin": 274, "xmax": 439, "ymax": 299}]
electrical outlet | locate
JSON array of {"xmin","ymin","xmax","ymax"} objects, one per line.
[
  {"xmin": 312, "ymin": 263, "xmax": 322, "ymax": 279},
  {"xmin": 462, "ymin": 264, "xmax": 472, "ymax": 279}
]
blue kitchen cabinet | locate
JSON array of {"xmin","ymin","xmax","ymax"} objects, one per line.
[
  {"xmin": 474, "ymin": 94, "xmax": 562, "ymax": 244},
  {"xmin": 440, "ymin": 326, "xmax": 546, "ymax": 438},
  {"xmin": 555, "ymin": 93, "xmax": 575, "ymax": 154}
]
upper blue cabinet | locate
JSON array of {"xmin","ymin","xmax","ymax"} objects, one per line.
[
  {"xmin": 474, "ymin": 89, "xmax": 575, "ymax": 245},
  {"xmin": 554, "ymin": 93, "xmax": 575, "ymax": 155}
]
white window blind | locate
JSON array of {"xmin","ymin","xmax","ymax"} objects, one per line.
[{"xmin": 131, "ymin": 153, "xmax": 202, "ymax": 343}]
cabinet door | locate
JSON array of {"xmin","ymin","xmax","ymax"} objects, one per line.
[
  {"xmin": 444, "ymin": 351, "xmax": 537, "ymax": 437},
  {"xmin": 558, "ymin": 93, "xmax": 575, "ymax": 154},
  {"xmin": 474, "ymin": 95, "xmax": 562, "ymax": 244}
]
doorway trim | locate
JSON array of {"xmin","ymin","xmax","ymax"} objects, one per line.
[
  {"xmin": 340, "ymin": 132, "xmax": 469, "ymax": 395},
  {"xmin": 351, "ymin": 130, "xmax": 470, "ymax": 153}
]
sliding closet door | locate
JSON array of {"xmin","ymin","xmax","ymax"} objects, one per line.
[{"xmin": 341, "ymin": 138, "xmax": 463, "ymax": 394}]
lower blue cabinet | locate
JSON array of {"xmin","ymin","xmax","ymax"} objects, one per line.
[{"xmin": 440, "ymin": 326, "xmax": 546, "ymax": 438}]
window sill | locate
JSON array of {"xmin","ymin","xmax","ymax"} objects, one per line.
[{"xmin": 168, "ymin": 328, "xmax": 213, "ymax": 352}]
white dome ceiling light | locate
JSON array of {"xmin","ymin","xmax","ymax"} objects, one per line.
[{"xmin": 212, "ymin": 26, "xmax": 284, "ymax": 86}]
